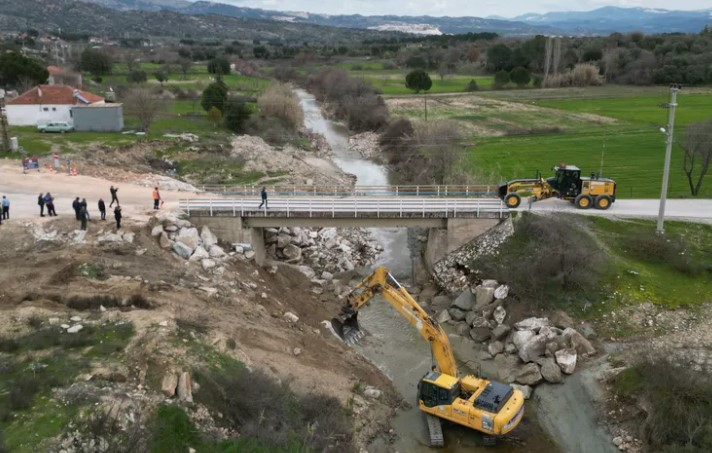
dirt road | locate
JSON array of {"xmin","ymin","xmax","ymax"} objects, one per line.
[{"xmin": 0, "ymin": 160, "xmax": 202, "ymax": 221}]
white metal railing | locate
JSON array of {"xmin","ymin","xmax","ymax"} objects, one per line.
[
  {"xmin": 179, "ymin": 197, "xmax": 508, "ymax": 219},
  {"xmin": 199, "ymin": 184, "xmax": 498, "ymax": 198}
]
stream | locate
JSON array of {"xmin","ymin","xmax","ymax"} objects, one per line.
[{"xmin": 297, "ymin": 89, "xmax": 615, "ymax": 453}]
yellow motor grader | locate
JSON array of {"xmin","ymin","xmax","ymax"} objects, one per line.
[{"xmin": 498, "ymin": 164, "xmax": 616, "ymax": 210}]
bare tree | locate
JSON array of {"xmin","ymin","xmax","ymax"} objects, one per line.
[
  {"xmin": 412, "ymin": 120, "xmax": 465, "ymax": 185},
  {"xmin": 123, "ymin": 88, "xmax": 167, "ymax": 132},
  {"xmin": 178, "ymin": 59, "xmax": 192, "ymax": 80},
  {"xmin": 682, "ymin": 119, "xmax": 712, "ymax": 196}
]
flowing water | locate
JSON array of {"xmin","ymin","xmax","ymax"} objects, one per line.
[{"xmin": 297, "ymin": 89, "xmax": 613, "ymax": 453}]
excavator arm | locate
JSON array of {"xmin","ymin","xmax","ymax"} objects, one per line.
[{"xmin": 332, "ymin": 266, "xmax": 458, "ymax": 377}]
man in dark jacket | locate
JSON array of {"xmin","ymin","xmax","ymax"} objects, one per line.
[
  {"xmin": 114, "ymin": 205, "xmax": 122, "ymax": 230},
  {"xmin": 72, "ymin": 197, "xmax": 81, "ymax": 220},
  {"xmin": 98, "ymin": 198, "xmax": 106, "ymax": 220},
  {"xmin": 38, "ymin": 193, "xmax": 45, "ymax": 217},
  {"xmin": 79, "ymin": 206, "xmax": 88, "ymax": 231},
  {"xmin": 109, "ymin": 185, "xmax": 119, "ymax": 207},
  {"xmin": 81, "ymin": 198, "xmax": 90, "ymax": 221},
  {"xmin": 258, "ymin": 186, "xmax": 268, "ymax": 209},
  {"xmin": 44, "ymin": 193, "xmax": 57, "ymax": 216}
]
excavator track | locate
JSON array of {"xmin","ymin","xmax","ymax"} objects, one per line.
[{"xmin": 426, "ymin": 414, "xmax": 444, "ymax": 447}]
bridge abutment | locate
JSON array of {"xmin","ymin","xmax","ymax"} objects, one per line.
[{"xmin": 424, "ymin": 218, "xmax": 502, "ymax": 272}]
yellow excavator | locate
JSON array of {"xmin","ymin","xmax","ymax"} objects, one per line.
[{"xmin": 332, "ymin": 266, "xmax": 524, "ymax": 447}]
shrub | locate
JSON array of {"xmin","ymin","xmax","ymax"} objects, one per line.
[
  {"xmin": 223, "ymin": 100, "xmax": 255, "ymax": 133},
  {"xmin": 464, "ymin": 79, "xmax": 479, "ymax": 91},
  {"xmin": 201, "ymin": 81, "xmax": 228, "ymax": 113},
  {"xmin": 543, "ymin": 63, "xmax": 604, "ymax": 88},
  {"xmin": 622, "ymin": 231, "xmax": 701, "ymax": 275},
  {"xmin": 257, "ymin": 83, "xmax": 304, "ymax": 130},
  {"xmin": 127, "ymin": 70, "xmax": 147, "ymax": 84},
  {"xmin": 470, "ymin": 214, "xmax": 605, "ymax": 308},
  {"xmin": 493, "ymin": 70, "xmax": 510, "ymax": 88},
  {"xmin": 244, "ymin": 116, "xmax": 296, "ymax": 146},
  {"xmin": 510, "ymin": 67, "xmax": 531, "ymax": 87},
  {"xmin": 9, "ymin": 377, "xmax": 40, "ymax": 410},
  {"xmin": 344, "ymin": 94, "xmax": 389, "ymax": 133},
  {"xmin": 382, "ymin": 61, "xmax": 398, "ymax": 70}
]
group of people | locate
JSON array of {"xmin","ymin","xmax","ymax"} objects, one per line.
[{"xmin": 36, "ymin": 186, "xmax": 123, "ymax": 230}]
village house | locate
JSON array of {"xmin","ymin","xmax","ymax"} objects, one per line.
[{"xmin": 5, "ymin": 84, "xmax": 104, "ymax": 126}]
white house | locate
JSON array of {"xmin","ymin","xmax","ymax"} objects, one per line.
[{"xmin": 6, "ymin": 85, "xmax": 104, "ymax": 126}]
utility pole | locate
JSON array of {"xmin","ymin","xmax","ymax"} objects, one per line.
[
  {"xmin": 0, "ymin": 95, "xmax": 10, "ymax": 153},
  {"xmin": 657, "ymin": 84, "xmax": 680, "ymax": 234}
]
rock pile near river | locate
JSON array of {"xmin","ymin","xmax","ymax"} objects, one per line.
[
  {"xmin": 436, "ymin": 279, "xmax": 596, "ymax": 396},
  {"xmin": 263, "ymin": 226, "xmax": 382, "ymax": 276}
]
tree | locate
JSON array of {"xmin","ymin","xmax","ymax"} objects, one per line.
[
  {"xmin": 223, "ymin": 100, "xmax": 254, "ymax": 133},
  {"xmin": 464, "ymin": 79, "xmax": 479, "ymax": 92},
  {"xmin": 179, "ymin": 59, "xmax": 192, "ymax": 79},
  {"xmin": 207, "ymin": 57, "xmax": 230, "ymax": 75},
  {"xmin": 494, "ymin": 70, "xmax": 510, "ymax": 88},
  {"xmin": 154, "ymin": 70, "xmax": 168, "ymax": 86},
  {"xmin": 201, "ymin": 81, "xmax": 228, "ymax": 113},
  {"xmin": 413, "ymin": 120, "xmax": 465, "ymax": 185},
  {"xmin": 486, "ymin": 44, "xmax": 512, "ymax": 72},
  {"xmin": 405, "ymin": 69, "xmax": 432, "ymax": 94},
  {"xmin": 127, "ymin": 69, "xmax": 147, "ymax": 84},
  {"xmin": 207, "ymin": 106, "xmax": 222, "ymax": 128},
  {"xmin": 0, "ymin": 52, "xmax": 49, "ymax": 88},
  {"xmin": 257, "ymin": 83, "xmax": 304, "ymax": 130},
  {"xmin": 124, "ymin": 88, "xmax": 167, "ymax": 132},
  {"xmin": 252, "ymin": 46, "xmax": 269, "ymax": 59},
  {"xmin": 682, "ymin": 119, "xmax": 712, "ymax": 196},
  {"xmin": 510, "ymin": 67, "xmax": 531, "ymax": 87},
  {"xmin": 467, "ymin": 45, "xmax": 481, "ymax": 63},
  {"xmin": 405, "ymin": 69, "xmax": 433, "ymax": 120},
  {"xmin": 80, "ymin": 48, "xmax": 113, "ymax": 78}
]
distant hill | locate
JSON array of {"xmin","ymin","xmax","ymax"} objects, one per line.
[
  {"xmin": 511, "ymin": 6, "xmax": 712, "ymax": 34},
  {"xmin": 80, "ymin": 0, "xmax": 712, "ymax": 35},
  {"xmin": 0, "ymin": 0, "xmax": 401, "ymax": 43}
]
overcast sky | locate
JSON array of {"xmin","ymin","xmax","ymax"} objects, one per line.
[{"xmin": 212, "ymin": 0, "xmax": 712, "ymax": 17}]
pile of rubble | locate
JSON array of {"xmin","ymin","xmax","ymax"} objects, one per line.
[
  {"xmin": 433, "ymin": 219, "xmax": 514, "ymax": 294},
  {"xmin": 349, "ymin": 132, "xmax": 380, "ymax": 159},
  {"xmin": 152, "ymin": 211, "xmax": 230, "ymax": 272},
  {"xmin": 229, "ymin": 135, "xmax": 353, "ymax": 186},
  {"xmin": 436, "ymin": 279, "xmax": 596, "ymax": 396},
  {"xmin": 262, "ymin": 226, "xmax": 382, "ymax": 276}
]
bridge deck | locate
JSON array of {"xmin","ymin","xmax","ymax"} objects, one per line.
[{"xmin": 180, "ymin": 197, "xmax": 509, "ymax": 220}]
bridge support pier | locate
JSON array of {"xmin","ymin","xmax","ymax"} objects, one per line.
[
  {"xmin": 250, "ymin": 227, "xmax": 266, "ymax": 267},
  {"xmin": 424, "ymin": 218, "xmax": 502, "ymax": 272}
]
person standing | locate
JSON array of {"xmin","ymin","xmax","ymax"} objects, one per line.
[
  {"xmin": 109, "ymin": 185, "xmax": 119, "ymax": 207},
  {"xmin": 81, "ymin": 198, "xmax": 90, "ymax": 221},
  {"xmin": 114, "ymin": 205, "xmax": 122, "ymax": 230},
  {"xmin": 152, "ymin": 187, "xmax": 161, "ymax": 210},
  {"xmin": 44, "ymin": 193, "xmax": 57, "ymax": 216},
  {"xmin": 2, "ymin": 196, "xmax": 9, "ymax": 220},
  {"xmin": 79, "ymin": 205, "xmax": 88, "ymax": 231},
  {"xmin": 72, "ymin": 197, "xmax": 81, "ymax": 220},
  {"xmin": 98, "ymin": 198, "xmax": 106, "ymax": 220},
  {"xmin": 258, "ymin": 186, "xmax": 268, "ymax": 209},
  {"xmin": 38, "ymin": 193, "xmax": 45, "ymax": 217}
]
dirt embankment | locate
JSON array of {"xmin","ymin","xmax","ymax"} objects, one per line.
[{"xmin": 0, "ymin": 213, "xmax": 399, "ymax": 450}]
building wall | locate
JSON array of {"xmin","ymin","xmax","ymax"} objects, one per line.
[
  {"xmin": 6, "ymin": 104, "xmax": 73, "ymax": 126},
  {"xmin": 71, "ymin": 105, "xmax": 124, "ymax": 132}
]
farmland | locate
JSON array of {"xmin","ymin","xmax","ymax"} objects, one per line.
[{"xmin": 386, "ymin": 86, "xmax": 712, "ymax": 198}]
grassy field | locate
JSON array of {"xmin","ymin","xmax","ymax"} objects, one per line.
[{"xmin": 387, "ymin": 85, "xmax": 712, "ymax": 198}]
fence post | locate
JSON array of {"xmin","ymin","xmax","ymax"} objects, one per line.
[
  {"xmin": 209, "ymin": 199, "xmax": 213, "ymax": 216},
  {"xmin": 232, "ymin": 199, "xmax": 236, "ymax": 217}
]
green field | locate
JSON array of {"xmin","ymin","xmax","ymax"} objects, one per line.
[{"xmin": 388, "ymin": 85, "xmax": 712, "ymax": 199}]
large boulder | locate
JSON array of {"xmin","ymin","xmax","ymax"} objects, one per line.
[
  {"xmin": 512, "ymin": 330, "xmax": 535, "ymax": 350},
  {"xmin": 493, "ymin": 306, "xmax": 507, "ymax": 326},
  {"xmin": 436, "ymin": 309, "xmax": 452, "ymax": 324},
  {"xmin": 494, "ymin": 285, "xmax": 509, "ymax": 300},
  {"xmin": 201, "ymin": 259, "xmax": 217, "ymax": 271},
  {"xmin": 481, "ymin": 279, "xmax": 499, "ymax": 288},
  {"xmin": 431, "ymin": 295, "xmax": 452, "ymax": 310},
  {"xmin": 159, "ymin": 232, "xmax": 172, "ymax": 249},
  {"xmin": 538, "ymin": 357, "xmax": 563, "ymax": 384},
  {"xmin": 209, "ymin": 245, "xmax": 226, "ymax": 258},
  {"xmin": 172, "ymin": 241, "xmax": 193, "ymax": 260},
  {"xmin": 518, "ymin": 334, "xmax": 548, "ymax": 363},
  {"xmin": 515, "ymin": 363, "xmax": 543, "ymax": 386},
  {"xmin": 469, "ymin": 327, "xmax": 491, "ymax": 343},
  {"xmin": 419, "ymin": 286, "xmax": 438, "ymax": 305},
  {"xmin": 151, "ymin": 225, "xmax": 164, "ymax": 237},
  {"xmin": 550, "ymin": 310, "xmax": 576, "ymax": 329},
  {"xmin": 282, "ymin": 244, "xmax": 303, "ymax": 262},
  {"xmin": 452, "ymin": 290, "xmax": 475, "ymax": 311},
  {"xmin": 161, "ymin": 372, "xmax": 178, "ymax": 397},
  {"xmin": 448, "ymin": 307, "xmax": 467, "ymax": 321},
  {"xmin": 555, "ymin": 348, "xmax": 578, "ymax": 374},
  {"xmin": 465, "ymin": 310, "xmax": 479, "ymax": 326},
  {"xmin": 200, "ymin": 226, "xmax": 218, "ymax": 247},
  {"xmin": 276, "ymin": 233, "xmax": 292, "ymax": 249},
  {"xmin": 488, "ymin": 341, "xmax": 504, "ymax": 357},
  {"xmin": 490, "ymin": 324, "xmax": 511, "ymax": 341},
  {"xmin": 177, "ymin": 227, "xmax": 201, "ymax": 252},
  {"xmin": 563, "ymin": 328, "xmax": 596, "ymax": 356},
  {"xmin": 189, "ymin": 246, "xmax": 210, "ymax": 262},
  {"xmin": 514, "ymin": 317, "xmax": 550, "ymax": 332},
  {"xmin": 474, "ymin": 286, "xmax": 495, "ymax": 308},
  {"xmin": 539, "ymin": 326, "xmax": 562, "ymax": 340},
  {"xmin": 455, "ymin": 322, "xmax": 470, "ymax": 337}
]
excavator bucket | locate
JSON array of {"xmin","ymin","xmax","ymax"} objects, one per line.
[{"xmin": 331, "ymin": 308, "xmax": 365, "ymax": 345}]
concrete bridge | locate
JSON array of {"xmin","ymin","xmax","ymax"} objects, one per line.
[{"xmin": 181, "ymin": 196, "xmax": 509, "ymax": 267}]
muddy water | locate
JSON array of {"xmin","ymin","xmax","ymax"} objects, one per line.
[{"xmin": 298, "ymin": 89, "xmax": 611, "ymax": 453}]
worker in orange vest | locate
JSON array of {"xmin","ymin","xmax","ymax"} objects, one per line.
[{"xmin": 152, "ymin": 187, "xmax": 161, "ymax": 210}]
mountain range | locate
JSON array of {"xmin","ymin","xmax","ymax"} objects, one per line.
[{"xmin": 82, "ymin": 0, "xmax": 712, "ymax": 35}]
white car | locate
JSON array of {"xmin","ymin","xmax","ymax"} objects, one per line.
[{"xmin": 37, "ymin": 122, "xmax": 74, "ymax": 133}]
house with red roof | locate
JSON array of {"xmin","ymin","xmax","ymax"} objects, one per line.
[{"xmin": 6, "ymin": 85, "xmax": 104, "ymax": 126}]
